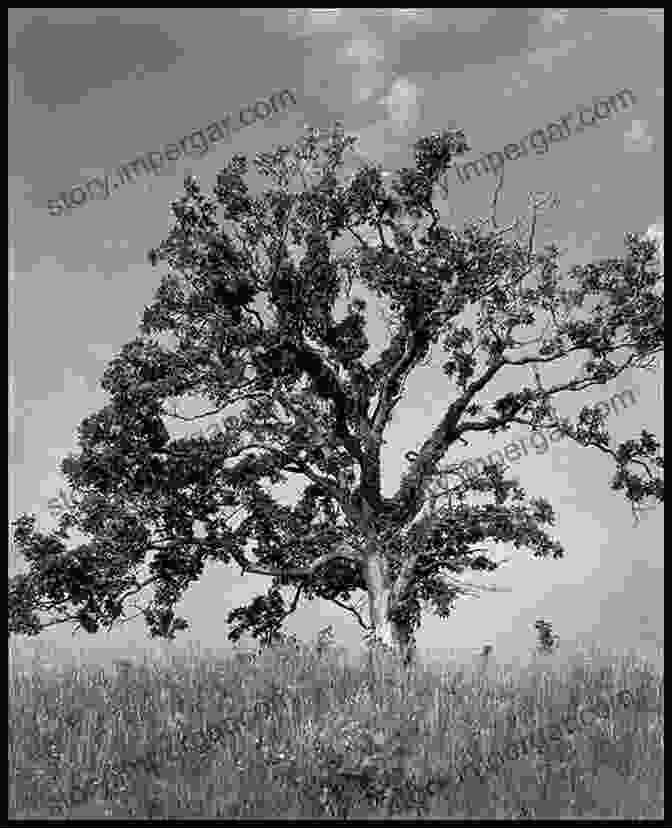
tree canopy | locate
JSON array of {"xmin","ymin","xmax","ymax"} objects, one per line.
[{"xmin": 9, "ymin": 123, "xmax": 664, "ymax": 662}]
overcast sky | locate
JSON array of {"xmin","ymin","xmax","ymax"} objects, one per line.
[{"xmin": 9, "ymin": 8, "xmax": 664, "ymax": 672}]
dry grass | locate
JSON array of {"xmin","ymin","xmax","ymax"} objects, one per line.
[{"xmin": 9, "ymin": 640, "xmax": 664, "ymax": 819}]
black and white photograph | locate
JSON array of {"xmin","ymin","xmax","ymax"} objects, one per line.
[{"xmin": 8, "ymin": 7, "xmax": 664, "ymax": 821}]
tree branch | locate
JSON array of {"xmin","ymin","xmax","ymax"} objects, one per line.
[
  {"xmin": 237, "ymin": 541, "xmax": 364, "ymax": 580},
  {"xmin": 325, "ymin": 595, "xmax": 368, "ymax": 629},
  {"xmin": 392, "ymin": 357, "xmax": 507, "ymax": 523},
  {"xmin": 277, "ymin": 391, "xmax": 362, "ymax": 462},
  {"xmin": 371, "ymin": 324, "xmax": 427, "ymax": 438}
]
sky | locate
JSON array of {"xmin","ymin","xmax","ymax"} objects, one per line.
[{"xmin": 9, "ymin": 8, "xmax": 664, "ymax": 673}]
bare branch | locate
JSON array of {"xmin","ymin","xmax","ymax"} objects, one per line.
[
  {"xmin": 165, "ymin": 405, "xmax": 226, "ymax": 423},
  {"xmin": 490, "ymin": 164, "xmax": 505, "ymax": 230},
  {"xmin": 288, "ymin": 584, "xmax": 302, "ymax": 613},
  {"xmin": 325, "ymin": 595, "xmax": 368, "ymax": 629},
  {"xmin": 441, "ymin": 573, "xmax": 513, "ymax": 596}
]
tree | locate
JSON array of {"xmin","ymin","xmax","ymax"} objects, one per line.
[
  {"xmin": 9, "ymin": 124, "xmax": 664, "ymax": 667},
  {"xmin": 534, "ymin": 619, "xmax": 559, "ymax": 655}
]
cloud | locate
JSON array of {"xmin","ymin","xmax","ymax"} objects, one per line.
[
  {"xmin": 338, "ymin": 33, "xmax": 388, "ymax": 103},
  {"xmin": 381, "ymin": 77, "xmax": 423, "ymax": 131},
  {"xmin": 346, "ymin": 76, "xmax": 424, "ymax": 166},
  {"xmin": 343, "ymin": 35, "xmax": 385, "ymax": 64},
  {"xmin": 286, "ymin": 7, "xmax": 433, "ymax": 34},
  {"xmin": 624, "ymin": 119, "xmax": 656, "ymax": 154},
  {"xmin": 383, "ymin": 8, "xmax": 434, "ymax": 29},
  {"xmin": 302, "ymin": 8, "xmax": 344, "ymax": 30},
  {"xmin": 394, "ymin": 8, "xmax": 540, "ymax": 77},
  {"xmin": 296, "ymin": 17, "xmax": 391, "ymax": 116},
  {"xmin": 8, "ymin": 14, "xmax": 183, "ymax": 107},
  {"xmin": 540, "ymin": 8, "xmax": 571, "ymax": 31},
  {"xmin": 540, "ymin": 9, "xmax": 569, "ymax": 32},
  {"xmin": 525, "ymin": 36, "xmax": 579, "ymax": 70},
  {"xmin": 294, "ymin": 10, "xmax": 426, "ymax": 151}
]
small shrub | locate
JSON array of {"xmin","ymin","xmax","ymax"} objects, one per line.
[{"xmin": 535, "ymin": 620, "xmax": 560, "ymax": 655}]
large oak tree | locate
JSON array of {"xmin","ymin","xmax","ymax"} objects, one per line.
[{"xmin": 9, "ymin": 124, "xmax": 664, "ymax": 664}]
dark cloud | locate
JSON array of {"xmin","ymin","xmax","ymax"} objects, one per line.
[
  {"xmin": 9, "ymin": 14, "xmax": 183, "ymax": 107},
  {"xmin": 390, "ymin": 8, "xmax": 546, "ymax": 77}
]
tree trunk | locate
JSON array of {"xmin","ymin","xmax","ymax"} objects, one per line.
[{"xmin": 365, "ymin": 550, "xmax": 416, "ymax": 667}]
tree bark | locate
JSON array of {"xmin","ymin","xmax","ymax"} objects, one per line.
[{"xmin": 364, "ymin": 549, "xmax": 416, "ymax": 666}]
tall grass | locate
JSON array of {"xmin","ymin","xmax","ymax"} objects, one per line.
[{"xmin": 9, "ymin": 638, "xmax": 663, "ymax": 819}]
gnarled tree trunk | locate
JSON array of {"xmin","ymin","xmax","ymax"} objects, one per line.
[{"xmin": 364, "ymin": 549, "xmax": 416, "ymax": 667}]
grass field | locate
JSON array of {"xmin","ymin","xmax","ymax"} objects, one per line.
[{"xmin": 8, "ymin": 638, "xmax": 664, "ymax": 819}]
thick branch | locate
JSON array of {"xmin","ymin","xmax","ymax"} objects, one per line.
[
  {"xmin": 236, "ymin": 541, "xmax": 364, "ymax": 579},
  {"xmin": 288, "ymin": 339, "xmax": 361, "ymax": 451},
  {"xmin": 392, "ymin": 358, "xmax": 506, "ymax": 523},
  {"xmin": 391, "ymin": 550, "xmax": 511, "ymax": 610},
  {"xmin": 371, "ymin": 325, "xmax": 424, "ymax": 437},
  {"xmin": 277, "ymin": 392, "xmax": 362, "ymax": 463},
  {"xmin": 390, "ymin": 549, "xmax": 421, "ymax": 606}
]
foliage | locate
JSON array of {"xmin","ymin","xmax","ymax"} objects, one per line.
[
  {"xmin": 9, "ymin": 122, "xmax": 664, "ymax": 653},
  {"xmin": 535, "ymin": 619, "xmax": 560, "ymax": 655}
]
